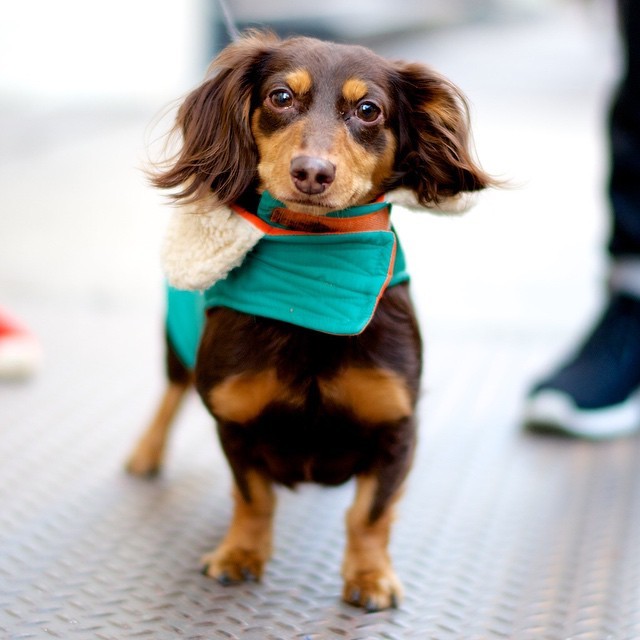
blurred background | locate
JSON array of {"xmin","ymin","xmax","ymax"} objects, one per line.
[{"xmin": 0, "ymin": 0, "xmax": 618, "ymax": 347}]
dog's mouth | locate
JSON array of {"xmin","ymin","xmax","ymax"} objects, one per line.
[
  {"xmin": 272, "ymin": 187, "xmax": 377, "ymax": 216},
  {"xmin": 280, "ymin": 194, "xmax": 342, "ymax": 214}
]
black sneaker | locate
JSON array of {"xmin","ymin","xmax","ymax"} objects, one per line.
[{"xmin": 524, "ymin": 293, "xmax": 640, "ymax": 439}]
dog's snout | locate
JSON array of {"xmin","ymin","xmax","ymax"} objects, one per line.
[{"xmin": 290, "ymin": 156, "xmax": 336, "ymax": 195}]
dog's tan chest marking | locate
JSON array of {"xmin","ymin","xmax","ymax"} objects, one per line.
[
  {"xmin": 319, "ymin": 367, "xmax": 413, "ymax": 424},
  {"xmin": 209, "ymin": 369, "xmax": 303, "ymax": 423},
  {"xmin": 285, "ymin": 69, "xmax": 313, "ymax": 96},
  {"xmin": 210, "ymin": 365, "xmax": 411, "ymax": 425}
]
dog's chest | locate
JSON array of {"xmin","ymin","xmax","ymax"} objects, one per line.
[{"xmin": 216, "ymin": 381, "xmax": 387, "ymax": 487}]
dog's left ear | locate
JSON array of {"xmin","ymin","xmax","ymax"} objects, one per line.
[
  {"xmin": 152, "ymin": 31, "xmax": 279, "ymax": 206},
  {"xmin": 388, "ymin": 62, "xmax": 495, "ymax": 212}
]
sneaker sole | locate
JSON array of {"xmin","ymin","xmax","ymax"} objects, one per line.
[{"xmin": 524, "ymin": 388, "xmax": 640, "ymax": 440}]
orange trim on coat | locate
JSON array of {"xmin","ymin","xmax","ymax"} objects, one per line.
[{"xmin": 230, "ymin": 203, "xmax": 391, "ymax": 236}]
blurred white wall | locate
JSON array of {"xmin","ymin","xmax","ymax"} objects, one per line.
[
  {"xmin": 0, "ymin": 0, "xmax": 209, "ymax": 105},
  {"xmin": 0, "ymin": 0, "xmax": 569, "ymax": 106}
]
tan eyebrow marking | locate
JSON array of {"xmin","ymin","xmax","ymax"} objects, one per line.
[
  {"xmin": 342, "ymin": 78, "xmax": 369, "ymax": 103},
  {"xmin": 285, "ymin": 69, "xmax": 313, "ymax": 96}
]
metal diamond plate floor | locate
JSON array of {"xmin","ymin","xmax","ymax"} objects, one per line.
[{"xmin": 2, "ymin": 302, "xmax": 640, "ymax": 640}]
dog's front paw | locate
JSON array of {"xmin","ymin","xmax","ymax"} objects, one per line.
[
  {"xmin": 201, "ymin": 546, "xmax": 267, "ymax": 584},
  {"xmin": 125, "ymin": 447, "xmax": 162, "ymax": 477},
  {"xmin": 342, "ymin": 568, "xmax": 403, "ymax": 612}
]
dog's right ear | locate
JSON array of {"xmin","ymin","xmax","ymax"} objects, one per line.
[
  {"xmin": 152, "ymin": 31, "xmax": 279, "ymax": 206},
  {"xmin": 387, "ymin": 62, "xmax": 496, "ymax": 212}
]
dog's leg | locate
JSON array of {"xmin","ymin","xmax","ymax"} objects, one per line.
[
  {"xmin": 126, "ymin": 381, "xmax": 189, "ymax": 476},
  {"xmin": 342, "ymin": 474, "xmax": 405, "ymax": 611},
  {"xmin": 202, "ymin": 469, "xmax": 275, "ymax": 583}
]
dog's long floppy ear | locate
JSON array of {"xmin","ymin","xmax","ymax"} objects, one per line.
[
  {"xmin": 153, "ymin": 31, "xmax": 279, "ymax": 206},
  {"xmin": 388, "ymin": 62, "xmax": 495, "ymax": 212}
]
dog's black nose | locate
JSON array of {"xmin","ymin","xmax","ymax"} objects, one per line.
[{"xmin": 290, "ymin": 156, "xmax": 335, "ymax": 195}]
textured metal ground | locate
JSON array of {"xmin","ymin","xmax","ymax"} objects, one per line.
[{"xmin": 2, "ymin": 302, "xmax": 640, "ymax": 640}]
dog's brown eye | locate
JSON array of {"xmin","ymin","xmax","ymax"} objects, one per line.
[
  {"xmin": 269, "ymin": 89, "xmax": 294, "ymax": 110},
  {"xmin": 355, "ymin": 101, "xmax": 381, "ymax": 123}
]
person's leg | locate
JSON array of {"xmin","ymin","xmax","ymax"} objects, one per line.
[
  {"xmin": 525, "ymin": 0, "xmax": 640, "ymax": 438},
  {"xmin": 609, "ymin": 0, "xmax": 640, "ymax": 262}
]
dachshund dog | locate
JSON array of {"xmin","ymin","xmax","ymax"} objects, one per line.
[{"xmin": 127, "ymin": 31, "xmax": 493, "ymax": 611}]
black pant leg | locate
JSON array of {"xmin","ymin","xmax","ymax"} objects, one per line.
[{"xmin": 608, "ymin": 0, "xmax": 640, "ymax": 257}]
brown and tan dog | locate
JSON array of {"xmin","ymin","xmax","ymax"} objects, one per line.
[{"xmin": 127, "ymin": 31, "xmax": 493, "ymax": 611}]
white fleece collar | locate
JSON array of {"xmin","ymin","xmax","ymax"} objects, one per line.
[{"xmin": 161, "ymin": 203, "xmax": 264, "ymax": 291}]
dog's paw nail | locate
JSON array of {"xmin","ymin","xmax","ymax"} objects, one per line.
[
  {"xmin": 126, "ymin": 461, "xmax": 161, "ymax": 478},
  {"xmin": 216, "ymin": 571, "xmax": 235, "ymax": 586},
  {"xmin": 347, "ymin": 588, "xmax": 361, "ymax": 604},
  {"xmin": 241, "ymin": 567, "xmax": 258, "ymax": 582},
  {"xmin": 364, "ymin": 599, "xmax": 380, "ymax": 613},
  {"xmin": 200, "ymin": 564, "xmax": 210, "ymax": 577}
]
